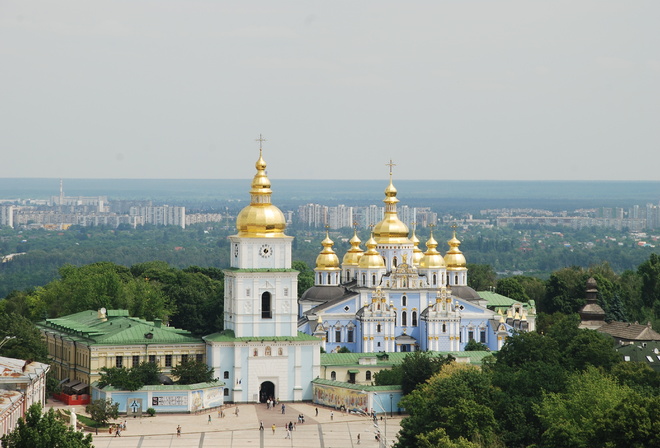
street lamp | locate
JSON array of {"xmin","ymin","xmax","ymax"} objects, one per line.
[
  {"xmin": 360, "ymin": 391, "xmax": 387, "ymax": 448},
  {"xmin": 0, "ymin": 336, "xmax": 16, "ymax": 350},
  {"xmin": 389, "ymin": 393, "xmax": 393, "ymax": 417}
]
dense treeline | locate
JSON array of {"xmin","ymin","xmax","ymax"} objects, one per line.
[{"xmin": 394, "ymin": 314, "xmax": 660, "ymax": 448}]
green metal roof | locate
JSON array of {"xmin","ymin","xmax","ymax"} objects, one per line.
[
  {"xmin": 321, "ymin": 351, "xmax": 492, "ymax": 367},
  {"xmin": 224, "ymin": 268, "xmax": 298, "ymax": 273},
  {"xmin": 37, "ymin": 310, "xmax": 204, "ymax": 346},
  {"xmin": 204, "ymin": 329, "xmax": 321, "ymax": 343},
  {"xmin": 478, "ymin": 291, "xmax": 522, "ymax": 307},
  {"xmin": 92, "ymin": 381, "xmax": 224, "ymax": 392}
]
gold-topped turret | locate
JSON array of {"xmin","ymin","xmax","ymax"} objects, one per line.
[
  {"xmin": 410, "ymin": 224, "xmax": 424, "ymax": 266},
  {"xmin": 235, "ymin": 136, "xmax": 287, "ymax": 237},
  {"xmin": 373, "ymin": 159, "xmax": 411, "ymax": 244},
  {"xmin": 358, "ymin": 233, "xmax": 386, "ymax": 269},
  {"xmin": 419, "ymin": 226, "xmax": 446, "ymax": 269},
  {"xmin": 444, "ymin": 229, "xmax": 467, "ymax": 269},
  {"xmin": 316, "ymin": 229, "xmax": 340, "ymax": 270},
  {"xmin": 342, "ymin": 226, "xmax": 364, "ymax": 266}
]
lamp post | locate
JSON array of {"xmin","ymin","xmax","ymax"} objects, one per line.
[
  {"xmin": 373, "ymin": 393, "xmax": 388, "ymax": 448},
  {"xmin": 389, "ymin": 393, "xmax": 393, "ymax": 417},
  {"xmin": 0, "ymin": 336, "xmax": 16, "ymax": 351}
]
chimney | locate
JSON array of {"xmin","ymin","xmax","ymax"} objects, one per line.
[
  {"xmin": 154, "ymin": 319, "xmax": 162, "ymax": 328},
  {"xmin": 97, "ymin": 308, "xmax": 107, "ymax": 322}
]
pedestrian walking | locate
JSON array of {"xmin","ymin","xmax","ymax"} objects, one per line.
[
  {"xmin": 315, "ymin": 407, "xmax": 319, "ymax": 417},
  {"xmin": 259, "ymin": 421, "xmax": 264, "ymax": 431},
  {"xmin": 357, "ymin": 433, "xmax": 361, "ymax": 444},
  {"xmin": 208, "ymin": 414, "xmax": 212, "ymax": 424},
  {"xmin": 330, "ymin": 411, "xmax": 334, "ymax": 420},
  {"xmin": 177, "ymin": 425, "xmax": 181, "ymax": 437},
  {"xmin": 272, "ymin": 423, "xmax": 276, "ymax": 434},
  {"xmin": 281, "ymin": 403, "xmax": 285, "ymax": 414},
  {"xmin": 235, "ymin": 406, "xmax": 239, "ymax": 416}
]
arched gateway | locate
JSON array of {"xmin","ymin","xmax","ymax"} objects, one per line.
[{"xmin": 260, "ymin": 381, "xmax": 275, "ymax": 403}]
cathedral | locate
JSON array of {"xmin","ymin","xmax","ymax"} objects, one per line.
[
  {"xmin": 298, "ymin": 165, "xmax": 536, "ymax": 353},
  {"xmin": 206, "ymin": 143, "xmax": 535, "ymax": 403}
]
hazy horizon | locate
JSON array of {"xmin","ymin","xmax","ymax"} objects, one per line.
[{"xmin": 2, "ymin": 1, "xmax": 659, "ymax": 181}]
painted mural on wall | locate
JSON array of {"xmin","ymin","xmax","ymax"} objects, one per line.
[
  {"xmin": 191, "ymin": 387, "xmax": 224, "ymax": 412},
  {"xmin": 313, "ymin": 384, "xmax": 369, "ymax": 411}
]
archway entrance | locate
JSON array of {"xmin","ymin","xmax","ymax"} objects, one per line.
[{"xmin": 259, "ymin": 381, "xmax": 275, "ymax": 403}]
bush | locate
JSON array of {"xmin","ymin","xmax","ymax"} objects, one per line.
[{"xmin": 146, "ymin": 408, "xmax": 156, "ymax": 417}]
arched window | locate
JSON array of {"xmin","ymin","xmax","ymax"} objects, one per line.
[
  {"xmin": 393, "ymin": 257, "xmax": 398, "ymax": 268},
  {"xmin": 331, "ymin": 371, "xmax": 336, "ymax": 381},
  {"xmin": 455, "ymin": 274, "xmax": 459, "ymax": 284},
  {"xmin": 318, "ymin": 273, "xmax": 323, "ymax": 284},
  {"xmin": 366, "ymin": 371, "xmax": 372, "ymax": 381},
  {"xmin": 261, "ymin": 292, "xmax": 272, "ymax": 318},
  {"xmin": 377, "ymin": 324, "xmax": 382, "ymax": 333},
  {"xmin": 412, "ymin": 311, "xmax": 418, "ymax": 326},
  {"xmin": 394, "ymin": 311, "xmax": 397, "ymax": 326},
  {"xmin": 372, "ymin": 274, "xmax": 376, "ymax": 285},
  {"xmin": 265, "ymin": 346, "xmax": 272, "ymax": 356},
  {"xmin": 362, "ymin": 274, "xmax": 366, "ymax": 285},
  {"xmin": 442, "ymin": 323, "xmax": 446, "ymax": 333},
  {"xmin": 401, "ymin": 311, "xmax": 407, "ymax": 326},
  {"xmin": 432, "ymin": 273, "xmax": 437, "ymax": 285},
  {"xmin": 402, "ymin": 295, "xmax": 407, "ymax": 306}
]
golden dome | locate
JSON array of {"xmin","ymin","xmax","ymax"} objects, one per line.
[
  {"xmin": 419, "ymin": 231, "xmax": 446, "ymax": 269},
  {"xmin": 316, "ymin": 231, "xmax": 340, "ymax": 270},
  {"xmin": 444, "ymin": 231, "xmax": 467, "ymax": 269},
  {"xmin": 342, "ymin": 228, "xmax": 364, "ymax": 266},
  {"xmin": 373, "ymin": 174, "xmax": 410, "ymax": 244},
  {"xmin": 411, "ymin": 227, "xmax": 424, "ymax": 266},
  {"xmin": 235, "ymin": 149, "xmax": 287, "ymax": 237},
  {"xmin": 358, "ymin": 234, "xmax": 386, "ymax": 269}
]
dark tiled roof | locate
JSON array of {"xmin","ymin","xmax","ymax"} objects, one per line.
[{"xmin": 597, "ymin": 321, "xmax": 660, "ymax": 341}]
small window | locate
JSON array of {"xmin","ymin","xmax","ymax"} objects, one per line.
[
  {"xmin": 181, "ymin": 354, "xmax": 189, "ymax": 363},
  {"xmin": 262, "ymin": 292, "xmax": 272, "ymax": 319},
  {"xmin": 116, "ymin": 356, "xmax": 123, "ymax": 368},
  {"xmin": 442, "ymin": 323, "xmax": 446, "ymax": 333},
  {"xmin": 331, "ymin": 371, "xmax": 336, "ymax": 381},
  {"xmin": 393, "ymin": 257, "xmax": 398, "ymax": 268},
  {"xmin": 372, "ymin": 274, "xmax": 376, "ymax": 285},
  {"xmin": 165, "ymin": 354, "xmax": 172, "ymax": 367},
  {"xmin": 335, "ymin": 330, "xmax": 342, "ymax": 343},
  {"xmin": 366, "ymin": 371, "xmax": 372, "ymax": 381},
  {"xmin": 624, "ymin": 356, "xmax": 631, "ymax": 361},
  {"xmin": 480, "ymin": 330, "xmax": 487, "ymax": 343},
  {"xmin": 402, "ymin": 295, "xmax": 407, "ymax": 306},
  {"xmin": 432, "ymin": 273, "xmax": 437, "ymax": 285},
  {"xmin": 468, "ymin": 331, "xmax": 474, "ymax": 341},
  {"xmin": 149, "ymin": 355, "xmax": 156, "ymax": 364},
  {"xmin": 377, "ymin": 324, "xmax": 382, "ymax": 333},
  {"xmin": 132, "ymin": 355, "xmax": 140, "ymax": 367},
  {"xmin": 265, "ymin": 346, "xmax": 272, "ymax": 356},
  {"xmin": 224, "ymin": 371, "xmax": 229, "ymax": 379},
  {"xmin": 402, "ymin": 311, "xmax": 407, "ymax": 326},
  {"xmin": 412, "ymin": 311, "xmax": 418, "ymax": 326},
  {"xmin": 196, "ymin": 354, "xmax": 203, "ymax": 363},
  {"xmin": 224, "ymin": 388, "xmax": 229, "ymax": 396},
  {"xmin": 646, "ymin": 356, "xmax": 654, "ymax": 362},
  {"xmin": 347, "ymin": 328, "xmax": 354, "ymax": 343}
]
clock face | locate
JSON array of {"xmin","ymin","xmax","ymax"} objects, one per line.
[{"xmin": 259, "ymin": 244, "xmax": 273, "ymax": 258}]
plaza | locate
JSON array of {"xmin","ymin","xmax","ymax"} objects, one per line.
[{"xmin": 49, "ymin": 400, "xmax": 403, "ymax": 448}]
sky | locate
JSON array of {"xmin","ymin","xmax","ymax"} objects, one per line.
[{"xmin": 1, "ymin": 1, "xmax": 659, "ymax": 181}]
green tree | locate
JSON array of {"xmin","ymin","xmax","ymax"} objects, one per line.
[
  {"xmin": 97, "ymin": 367, "xmax": 143, "ymax": 391},
  {"xmin": 374, "ymin": 364, "xmax": 403, "ymax": 386},
  {"xmin": 293, "ymin": 260, "xmax": 315, "ymax": 297},
  {"xmin": 171, "ymin": 359, "xmax": 216, "ymax": 385},
  {"xmin": 416, "ymin": 428, "xmax": 480, "ymax": 448},
  {"xmin": 1, "ymin": 403, "xmax": 93, "ymax": 448},
  {"xmin": 400, "ymin": 351, "xmax": 454, "ymax": 396},
  {"xmin": 131, "ymin": 362, "xmax": 161, "ymax": 386},
  {"xmin": 464, "ymin": 339, "xmax": 489, "ymax": 351},
  {"xmin": 542, "ymin": 266, "xmax": 587, "ymax": 314},
  {"xmin": 466, "ymin": 264, "xmax": 497, "ymax": 291},
  {"xmin": 495, "ymin": 277, "xmax": 529, "ymax": 302},
  {"xmin": 0, "ymin": 312, "xmax": 48, "ymax": 362},
  {"xmin": 85, "ymin": 398, "xmax": 119, "ymax": 427},
  {"xmin": 638, "ymin": 253, "xmax": 660, "ymax": 308}
]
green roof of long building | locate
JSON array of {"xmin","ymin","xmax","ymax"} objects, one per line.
[
  {"xmin": 320, "ymin": 351, "xmax": 493, "ymax": 367},
  {"xmin": 37, "ymin": 310, "xmax": 204, "ymax": 346},
  {"xmin": 204, "ymin": 329, "xmax": 321, "ymax": 343}
]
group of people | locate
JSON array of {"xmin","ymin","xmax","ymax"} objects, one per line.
[
  {"xmin": 264, "ymin": 397, "xmax": 278, "ymax": 409},
  {"xmin": 110, "ymin": 420, "xmax": 127, "ymax": 437}
]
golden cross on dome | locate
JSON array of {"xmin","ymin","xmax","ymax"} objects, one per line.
[
  {"xmin": 255, "ymin": 134, "xmax": 267, "ymax": 150},
  {"xmin": 386, "ymin": 159, "xmax": 396, "ymax": 176}
]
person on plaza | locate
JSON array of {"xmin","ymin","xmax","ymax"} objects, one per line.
[
  {"xmin": 285, "ymin": 428, "xmax": 290, "ymax": 439},
  {"xmin": 315, "ymin": 407, "xmax": 319, "ymax": 417},
  {"xmin": 281, "ymin": 403, "xmax": 285, "ymax": 414},
  {"xmin": 177, "ymin": 425, "xmax": 181, "ymax": 437},
  {"xmin": 271, "ymin": 423, "xmax": 276, "ymax": 434},
  {"xmin": 259, "ymin": 421, "xmax": 264, "ymax": 431},
  {"xmin": 235, "ymin": 406, "xmax": 239, "ymax": 416},
  {"xmin": 357, "ymin": 433, "xmax": 361, "ymax": 444},
  {"xmin": 208, "ymin": 414, "xmax": 212, "ymax": 424},
  {"xmin": 330, "ymin": 411, "xmax": 334, "ymax": 421}
]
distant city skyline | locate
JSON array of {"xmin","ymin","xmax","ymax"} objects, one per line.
[{"xmin": 1, "ymin": 1, "xmax": 658, "ymax": 181}]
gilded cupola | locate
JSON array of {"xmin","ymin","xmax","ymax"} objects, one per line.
[
  {"xmin": 342, "ymin": 228, "xmax": 364, "ymax": 266},
  {"xmin": 372, "ymin": 161, "xmax": 411, "ymax": 245},
  {"xmin": 444, "ymin": 231, "xmax": 467, "ymax": 269},
  {"xmin": 358, "ymin": 234, "xmax": 386, "ymax": 269},
  {"xmin": 419, "ymin": 230, "xmax": 446, "ymax": 269},
  {"xmin": 410, "ymin": 226, "xmax": 424, "ymax": 266},
  {"xmin": 316, "ymin": 230, "xmax": 340, "ymax": 270},
  {"xmin": 235, "ymin": 147, "xmax": 287, "ymax": 237}
]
